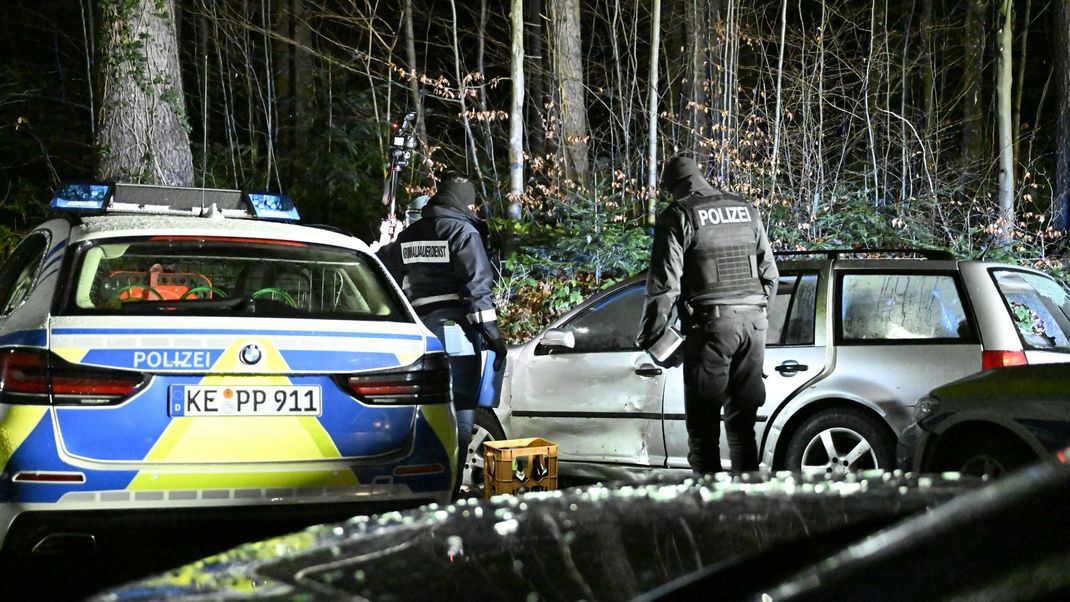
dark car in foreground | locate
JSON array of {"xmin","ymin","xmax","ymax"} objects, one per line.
[
  {"xmin": 92, "ymin": 461, "xmax": 1070, "ymax": 601},
  {"xmin": 662, "ymin": 456, "xmax": 1070, "ymax": 601},
  {"xmin": 90, "ymin": 470, "xmax": 975, "ymax": 600},
  {"xmin": 898, "ymin": 363, "xmax": 1070, "ymax": 477}
]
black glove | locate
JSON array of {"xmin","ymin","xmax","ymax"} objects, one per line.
[{"xmin": 487, "ymin": 337, "xmax": 507, "ymax": 371}]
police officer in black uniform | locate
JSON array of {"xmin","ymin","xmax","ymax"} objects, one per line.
[
  {"xmin": 637, "ymin": 156, "xmax": 778, "ymax": 475},
  {"xmin": 381, "ymin": 173, "xmax": 507, "ymax": 496}
]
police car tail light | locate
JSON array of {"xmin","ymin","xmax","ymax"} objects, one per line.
[
  {"xmin": 50, "ymin": 355, "xmax": 146, "ymax": 404},
  {"xmin": 0, "ymin": 349, "xmax": 51, "ymax": 404},
  {"xmin": 337, "ymin": 353, "xmax": 451, "ymax": 405},
  {"xmin": 0, "ymin": 349, "xmax": 145, "ymax": 406}
]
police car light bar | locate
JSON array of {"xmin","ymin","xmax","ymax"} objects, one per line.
[
  {"xmin": 246, "ymin": 192, "xmax": 300, "ymax": 221},
  {"xmin": 50, "ymin": 183, "xmax": 113, "ymax": 211},
  {"xmin": 49, "ymin": 183, "xmax": 300, "ymax": 222}
]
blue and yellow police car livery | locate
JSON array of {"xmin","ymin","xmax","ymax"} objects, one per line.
[{"xmin": 0, "ymin": 183, "xmax": 456, "ymax": 554}]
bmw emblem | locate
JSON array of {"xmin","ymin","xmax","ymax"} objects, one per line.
[{"xmin": 239, "ymin": 344, "xmax": 263, "ymax": 365}]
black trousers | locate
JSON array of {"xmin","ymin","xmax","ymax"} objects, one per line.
[{"xmin": 682, "ymin": 305, "xmax": 768, "ymax": 473}]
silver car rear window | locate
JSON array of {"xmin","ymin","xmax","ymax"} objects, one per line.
[
  {"xmin": 840, "ymin": 273, "xmax": 970, "ymax": 341},
  {"xmin": 993, "ymin": 269, "xmax": 1070, "ymax": 351},
  {"xmin": 63, "ymin": 236, "xmax": 409, "ymax": 321}
]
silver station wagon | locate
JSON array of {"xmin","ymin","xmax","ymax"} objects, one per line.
[{"xmin": 468, "ymin": 249, "xmax": 1070, "ymax": 484}]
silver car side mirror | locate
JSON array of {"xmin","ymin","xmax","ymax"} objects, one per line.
[{"xmin": 539, "ymin": 328, "xmax": 576, "ymax": 350}]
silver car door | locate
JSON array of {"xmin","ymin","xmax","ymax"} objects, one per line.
[
  {"xmin": 507, "ymin": 283, "xmax": 669, "ymax": 468},
  {"xmin": 829, "ymin": 270, "xmax": 982, "ymax": 436}
]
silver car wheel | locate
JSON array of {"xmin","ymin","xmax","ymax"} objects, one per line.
[
  {"xmin": 799, "ymin": 427, "xmax": 879, "ymax": 477},
  {"xmin": 462, "ymin": 422, "xmax": 492, "ymax": 488}
]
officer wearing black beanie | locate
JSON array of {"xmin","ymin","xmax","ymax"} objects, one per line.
[
  {"xmin": 382, "ymin": 172, "xmax": 506, "ymax": 498},
  {"xmin": 637, "ymin": 156, "xmax": 778, "ymax": 475}
]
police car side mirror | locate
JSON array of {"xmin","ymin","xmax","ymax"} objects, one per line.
[{"xmin": 536, "ymin": 328, "xmax": 576, "ymax": 355}]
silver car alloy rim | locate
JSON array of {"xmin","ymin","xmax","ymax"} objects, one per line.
[
  {"xmin": 800, "ymin": 427, "xmax": 878, "ymax": 477},
  {"xmin": 463, "ymin": 423, "xmax": 493, "ymax": 488}
]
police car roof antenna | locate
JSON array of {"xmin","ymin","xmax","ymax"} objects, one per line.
[{"xmin": 378, "ymin": 112, "xmax": 418, "ymax": 248}]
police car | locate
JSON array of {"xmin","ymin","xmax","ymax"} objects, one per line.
[{"xmin": 0, "ymin": 183, "xmax": 456, "ymax": 555}]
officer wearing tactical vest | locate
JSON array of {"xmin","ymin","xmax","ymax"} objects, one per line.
[
  {"xmin": 381, "ymin": 173, "xmax": 507, "ymax": 497},
  {"xmin": 637, "ymin": 155, "xmax": 778, "ymax": 475}
]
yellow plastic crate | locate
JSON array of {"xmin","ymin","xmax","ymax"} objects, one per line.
[{"xmin": 482, "ymin": 437, "xmax": 559, "ymax": 498}]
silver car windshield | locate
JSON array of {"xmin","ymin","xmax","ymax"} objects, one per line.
[
  {"xmin": 993, "ymin": 269, "xmax": 1070, "ymax": 351},
  {"xmin": 65, "ymin": 236, "xmax": 409, "ymax": 321}
]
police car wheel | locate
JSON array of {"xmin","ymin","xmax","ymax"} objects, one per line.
[
  {"xmin": 463, "ymin": 408, "xmax": 505, "ymax": 496},
  {"xmin": 785, "ymin": 408, "xmax": 894, "ymax": 477}
]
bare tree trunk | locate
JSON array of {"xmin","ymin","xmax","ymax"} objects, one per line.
[
  {"xmin": 193, "ymin": 11, "xmax": 209, "ymax": 184},
  {"xmin": 261, "ymin": 0, "xmax": 278, "ymax": 190},
  {"xmin": 1056, "ymin": 0, "xmax": 1070, "ymax": 235},
  {"xmin": 863, "ymin": 0, "xmax": 880, "ymax": 206},
  {"xmin": 272, "ymin": 0, "xmax": 312, "ymax": 184},
  {"xmin": 996, "ymin": 0, "xmax": 1014, "ymax": 245},
  {"xmin": 273, "ymin": 0, "xmax": 293, "ymax": 176},
  {"xmin": 525, "ymin": 0, "xmax": 547, "ymax": 161},
  {"xmin": 293, "ymin": 0, "xmax": 313, "ymax": 169},
  {"xmin": 477, "ymin": 0, "xmax": 499, "ymax": 198},
  {"xmin": 918, "ymin": 0, "xmax": 934, "ymax": 143},
  {"xmin": 815, "ymin": 0, "xmax": 826, "ymax": 217},
  {"xmin": 708, "ymin": 0, "xmax": 724, "ymax": 179},
  {"xmin": 96, "ymin": 0, "xmax": 193, "ymax": 185},
  {"xmin": 79, "ymin": 0, "xmax": 95, "ymax": 141},
  {"xmin": 549, "ymin": 0, "xmax": 589, "ymax": 180},
  {"xmin": 770, "ymin": 0, "xmax": 787, "ymax": 195},
  {"xmin": 900, "ymin": 1, "xmax": 912, "ymax": 203},
  {"xmin": 606, "ymin": 0, "xmax": 633, "ymax": 188},
  {"xmin": 403, "ymin": 0, "xmax": 430, "ymax": 168},
  {"xmin": 646, "ymin": 0, "xmax": 662, "ymax": 229},
  {"xmin": 509, "ymin": 0, "xmax": 526, "ymax": 219},
  {"xmin": 686, "ymin": 0, "xmax": 709, "ymax": 162},
  {"xmin": 960, "ymin": 0, "xmax": 988, "ymax": 192},
  {"xmin": 449, "ymin": 0, "xmax": 484, "ymax": 182},
  {"xmin": 1012, "ymin": 0, "xmax": 1031, "ymax": 183},
  {"xmin": 716, "ymin": 0, "xmax": 738, "ymax": 184}
]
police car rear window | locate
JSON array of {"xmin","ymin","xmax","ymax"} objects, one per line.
[{"xmin": 62, "ymin": 236, "xmax": 409, "ymax": 321}]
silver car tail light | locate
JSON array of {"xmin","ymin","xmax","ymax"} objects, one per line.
[{"xmin": 981, "ymin": 349, "xmax": 1028, "ymax": 371}]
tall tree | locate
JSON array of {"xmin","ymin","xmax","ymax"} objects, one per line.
[
  {"xmin": 403, "ymin": 0, "xmax": 430, "ymax": 169},
  {"xmin": 549, "ymin": 0, "xmax": 589, "ymax": 180},
  {"xmin": 917, "ymin": 0, "xmax": 935, "ymax": 142},
  {"xmin": 646, "ymin": 0, "xmax": 662, "ymax": 227},
  {"xmin": 273, "ymin": 0, "xmax": 314, "ymax": 184},
  {"xmin": 959, "ymin": 0, "xmax": 988, "ymax": 190},
  {"xmin": 685, "ymin": 0, "xmax": 711, "ymax": 164},
  {"xmin": 509, "ymin": 0, "xmax": 526, "ymax": 219},
  {"xmin": 449, "ymin": 0, "xmax": 484, "ymax": 183},
  {"xmin": 96, "ymin": 0, "xmax": 193, "ymax": 185},
  {"xmin": 525, "ymin": 0, "xmax": 547, "ymax": 162},
  {"xmin": 995, "ymin": 0, "xmax": 1013, "ymax": 245},
  {"xmin": 771, "ymin": 0, "xmax": 789, "ymax": 195},
  {"xmin": 1057, "ymin": 0, "xmax": 1070, "ymax": 234}
]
